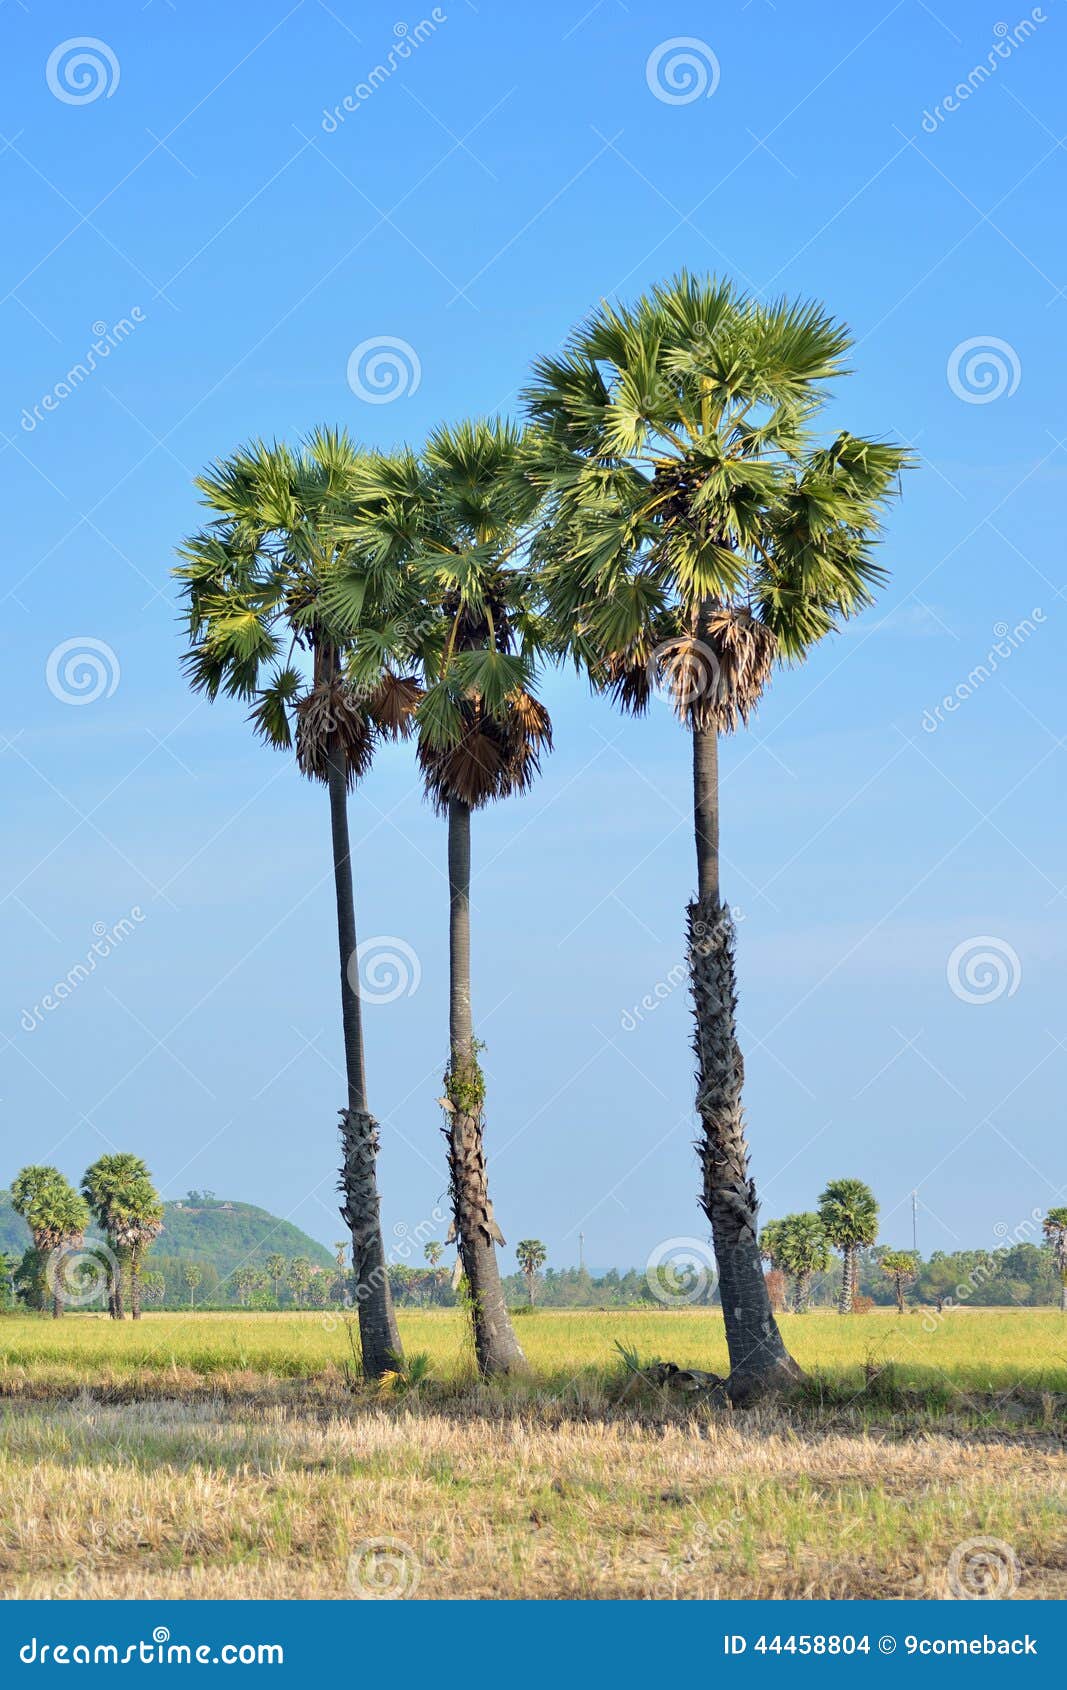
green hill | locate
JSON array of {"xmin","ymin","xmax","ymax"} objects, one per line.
[
  {"xmin": 150, "ymin": 1195, "xmax": 333, "ymax": 1274},
  {"xmin": 1, "ymin": 1187, "xmax": 331, "ymax": 1276}
]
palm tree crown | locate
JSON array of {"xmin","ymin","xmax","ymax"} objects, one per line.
[
  {"xmin": 175, "ymin": 428, "xmax": 420, "ymax": 779},
  {"xmin": 524, "ymin": 270, "xmax": 909, "ymax": 719},
  {"xmin": 352, "ymin": 417, "xmax": 552, "ymax": 807}
]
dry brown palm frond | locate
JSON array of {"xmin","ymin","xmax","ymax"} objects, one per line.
[
  {"xmin": 505, "ymin": 689, "xmax": 553, "ymax": 753},
  {"xmin": 419, "ymin": 717, "xmax": 506, "ymax": 812},
  {"xmin": 695, "ymin": 607, "xmax": 777, "ymax": 731},
  {"xmin": 419, "ymin": 688, "xmax": 553, "ymax": 812},
  {"xmin": 295, "ymin": 682, "xmax": 376, "ymax": 787},
  {"xmin": 616, "ymin": 609, "xmax": 777, "ymax": 733},
  {"xmin": 366, "ymin": 672, "xmax": 422, "ymax": 740}
]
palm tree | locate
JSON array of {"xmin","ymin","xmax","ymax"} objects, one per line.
[
  {"xmin": 423, "ymin": 1240, "xmax": 445, "ymax": 1306},
  {"xmin": 818, "ymin": 1177, "xmax": 879, "ymax": 1314},
  {"xmin": 332, "ymin": 1240, "xmax": 351, "ymax": 1304},
  {"xmin": 182, "ymin": 1262, "xmax": 202, "ymax": 1308},
  {"xmin": 174, "ymin": 428, "xmax": 415, "ymax": 1378},
  {"xmin": 10, "ymin": 1166, "xmax": 89, "ymax": 1318},
  {"xmin": 266, "ymin": 1253, "xmax": 287, "ymax": 1303},
  {"xmin": 354, "ymin": 419, "xmax": 551, "ymax": 1377},
  {"xmin": 525, "ymin": 272, "xmax": 908, "ymax": 1401},
  {"xmin": 287, "ymin": 1256, "xmax": 313, "ymax": 1308},
  {"xmin": 880, "ymin": 1249, "xmax": 918, "ymax": 1314},
  {"xmin": 516, "ymin": 1239, "xmax": 547, "ymax": 1307},
  {"xmin": 1042, "ymin": 1209, "xmax": 1067, "ymax": 1312},
  {"xmin": 774, "ymin": 1213, "xmax": 831, "ymax": 1313},
  {"xmin": 82, "ymin": 1154, "xmax": 162, "ymax": 1320}
]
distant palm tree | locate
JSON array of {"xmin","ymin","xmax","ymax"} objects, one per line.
[
  {"xmin": 515, "ymin": 1240, "xmax": 547, "ymax": 1307},
  {"xmin": 818, "ymin": 1178, "xmax": 879, "ymax": 1314},
  {"xmin": 1042, "ymin": 1209, "xmax": 1067, "ymax": 1312},
  {"xmin": 175, "ymin": 428, "xmax": 414, "ymax": 1378},
  {"xmin": 774, "ymin": 1214, "xmax": 831, "ymax": 1313},
  {"xmin": 423, "ymin": 1240, "xmax": 445, "ymax": 1306},
  {"xmin": 880, "ymin": 1249, "xmax": 918, "ymax": 1314},
  {"xmin": 82, "ymin": 1154, "xmax": 163, "ymax": 1320},
  {"xmin": 287, "ymin": 1256, "xmax": 313, "ymax": 1308},
  {"xmin": 355, "ymin": 419, "xmax": 550, "ymax": 1377},
  {"xmin": 266, "ymin": 1253, "xmax": 287, "ymax": 1302},
  {"xmin": 182, "ymin": 1262, "xmax": 202, "ymax": 1308},
  {"xmin": 332, "ymin": 1240, "xmax": 351, "ymax": 1304},
  {"xmin": 10, "ymin": 1166, "xmax": 89, "ymax": 1318},
  {"xmin": 526, "ymin": 273, "xmax": 908, "ymax": 1399}
]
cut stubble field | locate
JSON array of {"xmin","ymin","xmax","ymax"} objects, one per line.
[{"xmin": 1, "ymin": 1309, "xmax": 1065, "ymax": 1600}]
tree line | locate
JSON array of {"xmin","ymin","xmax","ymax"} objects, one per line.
[
  {"xmin": 173, "ymin": 271, "xmax": 914, "ymax": 1401},
  {"xmin": 759, "ymin": 1180, "xmax": 1067, "ymax": 1316}
]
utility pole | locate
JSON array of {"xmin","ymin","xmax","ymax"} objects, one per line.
[
  {"xmin": 578, "ymin": 1232, "xmax": 585, "ymax": 1274},
  {"xmin": 911, "ymin": 1190, "xmax": 919, "ymax": 1256}
]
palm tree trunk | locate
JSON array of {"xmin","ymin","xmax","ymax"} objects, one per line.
[
  {"xmin": 444, "ymin": 799, "xmax": 526, "ymax": 1377},
  {"xmin": 795, "ymin": 1272, "xmax": 812, "ymax": 1314},
  {"xmin": 327, "ymin": 740, "xmax": 403, "ymax": 1380},
  {"xmin": 839, "ymin": 1245, "xmax": 857, "ymax": 1314},
  {"xmin": 52, "ymin": 1289, "xmax": 62, "ymax": 1319},
  {"xmin": 113, "ymin": 1253, "xmax": 126, "ymax": 1320},
  {"xmin": 1061, "ymin": 1279, "xmax": 1067, "ymax": 1314},
  {"xmin": 130, "ymin": 1250, "xmax": 142, "ymax": 1320},
  {"xmin": 689, "ymin": 722, "xmax": 800, "ymax": 1403}
]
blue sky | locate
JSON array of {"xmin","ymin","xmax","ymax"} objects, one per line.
[{"xmin": 2, "ymin": 0, "xmax": 1064, "ymax": 1271}]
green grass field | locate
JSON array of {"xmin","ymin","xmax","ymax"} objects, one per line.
[
  {"xmin": 3, "ymin": 1305, "xmax": 1066, "ymax": 1398},
  {"xmin": 1, "ymin": 1308, "xmax": 1065, "ymax": 1600}
]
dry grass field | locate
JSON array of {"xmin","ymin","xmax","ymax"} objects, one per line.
[{"xmin": 1, "ymin": 1308, "xmax": 1065, "ymax": 1600}]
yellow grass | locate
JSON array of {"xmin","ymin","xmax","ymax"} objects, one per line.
[{"xmin": 1, "ymin": 1309, "xmax": 1065, "ymax": 1600}]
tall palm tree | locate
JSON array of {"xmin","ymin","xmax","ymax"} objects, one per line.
[
  {"xmin": 10, "ymin": 1165, "xmax": 89, "ymax": 1318},
  {"xmin": 774, "ymin": 1212, "xmax": 830, "ymax": 1313},
  {"xmin": 516, "ymin": 1238, "xmax": 547, "ymax": 1307},
  {"xmin": 82, "ymin": 1154, "xmax": 162, "ymax": 1319},
  {"xmin": 175, "ymin": 428, "xmax": 417, "ymax": 1378},
  {"xmin": 183, "ymin": 1262, "xmax": 202, "ymax": 1308},
  {"xmin": 880, "ymin": 1248, "xmax": 918, "ymax": 1314},
  {"xmin": 266, "ymin": 1253, "xmax": 287, "ymax": 1303},
  {"xmin": 818, "ymin": 1177, "xmax": 879, "ymax": 1314},
  {"xmin": 1042, "ymin": 1208, "xmax": 1067, "ymax": 1312},
  {"xmin": 354, "ymin": 419, "xmax": 551, "ymax": 1377},
  {"xmin": 525, "ymin": 272, "xmax": 909, "ymax": 1400}
]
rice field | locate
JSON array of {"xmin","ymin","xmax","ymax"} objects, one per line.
[{"xmin": 1, "ymin": 1309, "xmax": 1065, "ymax": 1600}]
